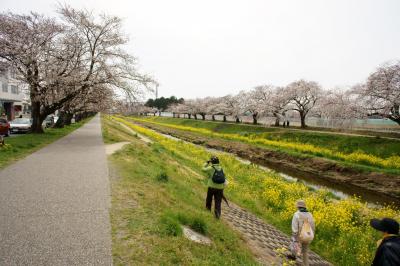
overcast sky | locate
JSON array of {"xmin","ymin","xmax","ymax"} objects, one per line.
[{"xmin": 2, "ymin": 0, "xmax": 400, "ymax": 99}]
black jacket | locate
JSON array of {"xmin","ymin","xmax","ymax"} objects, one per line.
[{"xmin": 372, "ymin": 235, "xmax": 400, "ymax": 266}]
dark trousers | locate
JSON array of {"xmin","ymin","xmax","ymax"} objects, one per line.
[{"xmin": 206, "ymin": 187, "xmax": 223, "ymax": 219}]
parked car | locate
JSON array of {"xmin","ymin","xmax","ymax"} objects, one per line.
[
  {"xmin": 0, "ymin": 118, "xmax": 10, "ymax": 137},
  {"xmin": 10, "ymin": 118, "xmax": 32, "ymax": 133}
]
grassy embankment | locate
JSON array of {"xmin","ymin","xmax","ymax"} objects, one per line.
[
  {"xmin": 112, "ymin": 115, "xmax": 400, "ymax": 266},
  {"xmin": 0, "ymin": 118, "xmax": 92, "ymax": 169},
  {"xmin": 128, "ymin": 116, "xmax": 400, "ymax": 174},
  {"xmin": 102, "ymin": 116, "xmax": 257, "ymax": 265}
]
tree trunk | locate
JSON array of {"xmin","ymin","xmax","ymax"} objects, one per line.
[
  {"xmin": 188, "ymin": 114, "xmax": 191, "ymax": 119},
  {"xmin": 64, "ymin": 113, "xmax": 73, "ymax": 126},
  {"xmin": 201, "ymin": 114, "xmax": 205, "ymax": 120},
  {"xmin": 30, "ymin": 100, "xmax": 44, "ymax": 133},
  {"xmin": 212, "ymin": 115, "xmax": 215, "ymax": 121},
  {"xmin": 252, "ymin": 114, "xmax": 258, "ymax": 125},
  {"xmin": 223, "ymin": 115, "xmax": 227, "ymax": 122},
  {"xmin": 194, "ymin": 114, "xmax": 198, "ymax": 120},
  {"xmin": 235, "ymin": 116, "xmax": 240, "ymax": 123},
  {"xmin": 54, "ymin": 111, "xmax": 67, "ymax": 128},
  {"xmin": 300, "ymin": 112, "xmax": 306, "ymax": 128},
  {"xmin": 75, "ymin": 113, "xmax": 82, "ymax": 122},
  {"xmin": 275, "ymin": 118, "xmax": 280, "ymax": 126}
]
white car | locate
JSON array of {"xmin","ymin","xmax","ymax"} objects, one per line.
[{"xmin": 10, "ymin": 118, "xmax": 32, "ymax": 133}]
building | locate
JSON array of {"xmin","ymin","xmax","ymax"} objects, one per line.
[{"xmin": 0, "ymin": 64, "xmax": 30, "ymax": 120}]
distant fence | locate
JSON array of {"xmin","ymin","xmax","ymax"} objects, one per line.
[{"xmin": 143, "ymin": 112, "xmax": 400, "ymax": 133}]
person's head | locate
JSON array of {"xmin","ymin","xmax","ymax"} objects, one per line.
[
  {"xmin": 296, "ymin": 200, "xmax": 306, "ymax": 209},
  {"xmin": 210, "ymin": 155, "xmax": 219, "ymax": 165},
  {"xmin": 370, "ymin": 218, "xmax": 399, "ymax": 236}
]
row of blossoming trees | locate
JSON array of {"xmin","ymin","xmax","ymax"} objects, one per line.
[
  {"xmin": 135, "ymin": 62, "xmax": 399, "ymax": 128},
  {"xmin": 0, "ymin": 6, "xmax": 154, "ymax": 133}
]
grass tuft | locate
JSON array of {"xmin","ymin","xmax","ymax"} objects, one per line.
[
  {"xmin": 160, "ymin": 213, "xmax": 183, "ymax": 236},
  {"xmin": 189, "ymin": 217, "xmax": 208, "ymax": 235},
  {"xmin": 156, "ymin": 171, "xmax": 169, "ymax": 182}
]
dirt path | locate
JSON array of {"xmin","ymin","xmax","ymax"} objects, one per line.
[
  {"xmin": 105, "ymin": 141, "xmax": 130, "ymax": 155},
  {"xmin": 115, "ymin": 120, "xmax": 153, "ymax": 143}
]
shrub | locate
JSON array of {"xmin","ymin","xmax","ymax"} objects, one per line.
[{"xmin": 156, "ymin": 171, "xmax": 169, "ymax": 182}]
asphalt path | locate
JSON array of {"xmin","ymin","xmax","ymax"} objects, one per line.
[{"xmin": 0, "ymin": 114, "xmax": 112, "ymax": 265}]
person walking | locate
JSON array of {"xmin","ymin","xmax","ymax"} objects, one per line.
[
  {"xmin": 202, "ymin": 156, "xmax": 226, "ymax": 219},
  {"xmin": 290, "ymin": 200, "xmax": 315, "ymax": 266},
  {"xmin": 370, "ymin": 217, "xmax": 400, "ymax": 266}
]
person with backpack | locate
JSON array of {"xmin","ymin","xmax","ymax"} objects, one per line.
[
  {"xmin": 370, "ymin": 217, "xmax": 400, "ymax": 266},
  {"xmin": 290, "ymin": 200, "xmax": 315, "ymax": 266},
  {"xmin": 202, "ymin": 155, "xmax": 226, "ymax": 219}
]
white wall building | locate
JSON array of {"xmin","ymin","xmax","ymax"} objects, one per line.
[{"xmin": 0, "ymin": 64, "xmax": 30, "ymax": 120}]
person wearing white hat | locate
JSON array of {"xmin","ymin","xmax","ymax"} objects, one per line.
[{"xmin": 290, "ymin": 200, "xmax": 315, "ymax": 266}]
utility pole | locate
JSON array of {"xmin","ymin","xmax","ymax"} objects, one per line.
[{"xmin": 155, "ymin": 84, "xmax": 160, "ymax": 117}]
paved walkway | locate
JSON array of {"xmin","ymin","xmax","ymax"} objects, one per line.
[{"xmin": 0, "ymin": 115, "xmax": 112, "ymax": 265}]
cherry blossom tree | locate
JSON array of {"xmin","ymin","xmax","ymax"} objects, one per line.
[
  {"xmin": 286, "ymin": 79, "xmax": 322, "ymax": 128},
  {"xmin": 251, "ymin": 85, "xmax": 291, "ymax": 126},
  {"xmin": 167, "ymin": 102, "xmax": 191, "ymax": 118},
  {"xmin": 192, "ymin": 98, "xmax": 209, "ymax": 120},
  {"xmin": 218, "ymin": 95, "xmax": 243, "ymax": 122},
  {"xmin": 241, "ymin": 90, "xmax": 264, "ymax": 124},
  {"xmin": 180, "ymin": 99, "xmax": 196, "ymax": 119},
  {"xmin": 0, "ymin": 7, "xmax": 153, "ymax": 133},
  {"xmin": 357, "ymin": 61, "xmax": 400, "ymax": 125},
  {"xmin": 204, "ymin": 97, "xmax": 221, "ymax": 121},
  {"xmin": 315, "ymin": 88, "xmax": 363, "ymax": 128}
]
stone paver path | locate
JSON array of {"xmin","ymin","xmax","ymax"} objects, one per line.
[
  {"xmin": 223, "ymin": 203, "xmax": 331, "ymax": 266},
  {"xmin": 0, "ymin": 114, "xmax": 112, "ymax": 265}
]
